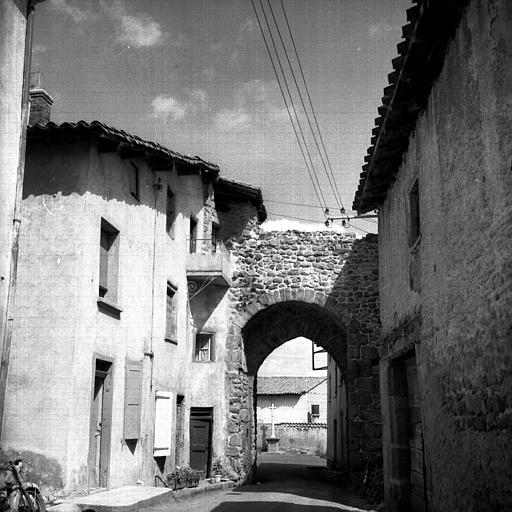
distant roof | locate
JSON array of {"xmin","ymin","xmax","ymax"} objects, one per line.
[
  {"xmin": 257, "ymin": 376, "xmax": 326, "ymax": 396},
  {"xmin": 353, "ymin": 0, "xmax": 469, "ymax": 213},
  {"xmin": 214, "ymin": 176, "xmax": 267, "ymax": 223},
  {"xmin": 27, "ymin": 120, "xmax": 220, "ymax": 174}
]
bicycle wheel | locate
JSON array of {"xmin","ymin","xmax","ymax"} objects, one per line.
[{"xmin": 9, "ymin": 487, "xmax": 46, "ymax": 512}]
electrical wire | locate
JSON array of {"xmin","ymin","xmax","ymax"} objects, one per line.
[
  {"xmin": 252, "ymin": 0, "xmax": 327, "ymax": 211},
  {"xmin": 267, "ymin": 0, "xmax": 344, "ymax": 212},
  {"xmin": 280, "ymin": 0, "xmax": 345, "ymax": 213}
]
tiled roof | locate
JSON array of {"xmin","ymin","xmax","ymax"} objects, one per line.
[
  {"xmin": 214, "ymin": 176, "xmax": 267, "ymax": 223},
  {"xmin": 353, "ymin": 0, "xmax": 470, "ymax": 213},
  {"xmin": 27, "ymin": 120, "xmax": 220, "ymax": 173},
  {"xmin": 257, "ymin": 376, "xmax": 326, "ymax": 395}
]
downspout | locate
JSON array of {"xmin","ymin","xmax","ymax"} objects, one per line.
[{"xmin": 0, "ymin": 0, "xmax": 37, "ymax": 443}]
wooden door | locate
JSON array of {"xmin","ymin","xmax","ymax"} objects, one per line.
[
  {"xmin": 89, "ymin": 359, "xmax": 113, "ymax": 488},
  {"xmin": 190, "ymin": 419, "xmax": 211, "ymax": 475},
  {"xmin": 405, "ymin": 356, "xmax": 427, "ymax": 512}
]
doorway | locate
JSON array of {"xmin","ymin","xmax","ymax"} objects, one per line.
[
  {"xmin": 175, "ymin": 395, "xmax": 185, "ymax": 466},
  {"xmin": 88, "ymin": 358, "xmax": 113, "ymax": 488},
  {"xmin": 189, "ymin": 407, "xmax": 213, "ymax": 477}
]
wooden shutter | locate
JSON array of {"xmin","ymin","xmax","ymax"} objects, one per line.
[
  {"xmin": 123, "ymin": 360, "xmax": 143, "ymax": 440},
  {"xmin": 154, "ymin": 391, "xmax": 173, "ymax": 456}
]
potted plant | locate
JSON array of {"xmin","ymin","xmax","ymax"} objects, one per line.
[
  {"xmin": 184, "ymin": 467, "xmax": 200, "ymax": 488},
  {"xmin": 166, "ymin": 467, "xmax": 186, "ymax": 490},
  {"xmin": 211, "ymin": 457, "xmax": 223, "ymax": 483}
]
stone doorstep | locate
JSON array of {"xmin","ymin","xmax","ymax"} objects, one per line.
[{"xmin": 47, "ymin": 481, "xmax": 236, "ymax": 512}]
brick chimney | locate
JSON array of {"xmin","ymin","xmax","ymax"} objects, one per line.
[{"xmin": 29, "ymin": 72, "xmax": 53, "ymax": 125}]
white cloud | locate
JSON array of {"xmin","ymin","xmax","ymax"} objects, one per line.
[
  {"xmin": 50, "ymin": 0, "xmax": 95, "ymax": 22},
  {"xmin": 368, "ymin": 22, "xmax": 400, "ymax": 38},
  {"xmin": 101, "ymin": 1, "xmax": 166, "ymax": 48},
  {"xmin": 188, "ymin": 88, "xmax": 207, "ymax": 103},
  {"xmin": 202, "ymin": 67, "xmax": 216, "ymax": 81},
  {"xmin": 239, "ymin": 18, "xmax": 255, "ymax": 35},
  {"xmin": 214, "ymin": 110, "xmax": 251, "ymax": 132},
  {"xmin": 151, "ymin": 95, "xmax": 187, "ymax": 121}
]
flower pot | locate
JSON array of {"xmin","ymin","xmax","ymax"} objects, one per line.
[{"xmin": 187, "ymin": 476, "xmax": 199, "ymax": 488}]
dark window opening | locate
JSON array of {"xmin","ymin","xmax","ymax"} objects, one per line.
[
  {"xmin": 211, "ymin": 223, "xmax": 220, "ymax": 253},
  {"xmin": 189, "ymin": 217, "xmax": 197, "ymax": 253},
  {"xmin": 311, "ymin": 404, "xmax": 320, "ymax": 417},
  {"xmin": 130, "ymin": 163, "xmax": 139, "ymax": 200},
  {"xmin": 409, "ymin": 179, "xmax": 420, "ymax": 246},
  {"xmin": 99, "ymin": 219, "xmax": 119, "ymax": 302},
  {"xmin": 165, "ymin": 282, "xmax": 177, "ymax": 343},
  {"xmin": 194, "ymin": 333, "xmax": 213, "ymax": 362},
  {"xmin": 166, "ymin": 187, "xmax": 176, "ymax": 236}
]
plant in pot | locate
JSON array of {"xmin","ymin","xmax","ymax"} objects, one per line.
[
  {"xmin": 183, "ymin": 467, "xmax": 200, "ymax": 488},
  {"xmin": 211, "ymin": 458, "xmax": 223, "ymax": 483},
  {"xmin": 167, "ymin": 467, "xmax": 187, "ymax": 490}
]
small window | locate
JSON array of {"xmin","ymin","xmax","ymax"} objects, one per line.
[
  {"xmin": 166, "ymin": 187, "xmax": 176, "ymax": 236},
  {"xmin": 99, "ymin": 218, "xmax": 119, "ymax": 302},
  {"xmin": 211, "ymin": 223, "xmax": 220, "ymax": 253},
  {"xmin": 189, "ymin": 217, "xmax": 197, "ymax": 254},
  {"xmin": 194, "ymin": 333, "xmax": 213, "ymax": 362},
  {"xmin": 311, "ymin": 404, "xmax": 320, "ymax": 417},
  {"xmin": 165, "ymin": 282, "xmax": 177, "ymax": 343},
  {"xmin": 409, "ymin": 179, "xmax": 420, "ymax": 246},
  {"xmin": 130, "ymin": 163, "xmax": 139, "ymax": 200}
]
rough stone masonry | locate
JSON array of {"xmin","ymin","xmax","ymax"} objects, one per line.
[{"xmin": 220, "ymin": 225, "xmax": 381, "ymax": 481}]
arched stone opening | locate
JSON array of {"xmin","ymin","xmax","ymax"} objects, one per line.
[
  {"xmin": 225, "ymin": 295, "xmax": 354, "ymax": 482},
  {"xmin": 243, "ymin": 300, "xmax": 346, "ymax": 377}
]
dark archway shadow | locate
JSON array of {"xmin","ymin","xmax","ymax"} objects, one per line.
[{"xmin": 223, "ymin": 456, "xmax": 376, "ymax": 511}]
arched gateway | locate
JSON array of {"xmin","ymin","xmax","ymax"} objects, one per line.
[{"xmin": 222, "ymin": 229, "xmax": 381, "ymax": 482}]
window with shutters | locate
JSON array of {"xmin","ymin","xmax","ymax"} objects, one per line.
[
  {"xmin": 99, "ymin": 219, "xmax": 119, "ymax": 303},
  {"xmin": 194, "ymin": 333, "xmax": 213, "ymax": 362},
  {"xmin": 123, "ymin": 360, "xmax": 143, "ymax": 440},
  {"xmin": 165, "ymin": 282, "xmax": 177, "ymax": 344}
]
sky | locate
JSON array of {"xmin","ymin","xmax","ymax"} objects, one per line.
[
  {"xmin": 31, "ymin": 0, "xmax": 410, "ymax": 235},
  {"xmin": 258, "ymin": 337, "xmax": 327, "ymax": 377}
]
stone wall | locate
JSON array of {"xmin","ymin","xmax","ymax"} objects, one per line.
[
  {"xmin": 222, "ymin": 223, "xmax": 381, "ymax": 481},
  {"xmin": 378, "ymin": 1, "xmax": 512, "ymax": 510},
  {"xmin": 257, "ymin": 423, "xmax": 327, "ymax": 456}
]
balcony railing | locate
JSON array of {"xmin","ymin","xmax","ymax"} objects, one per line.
[{"xmin": 186, "ymin": 239, "xmax": 231, "ymax": 287}]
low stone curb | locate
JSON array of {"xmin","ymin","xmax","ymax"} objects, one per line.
[
  {"xmin": 47, "ymin": 481, "xmax": 236, "ymax": 512},
  {"xmin": 170, "ymin": 480, "xmax": 236, "ymax": 502}
]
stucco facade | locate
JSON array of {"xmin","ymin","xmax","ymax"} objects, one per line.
[
  {"xmin": 2, "ymin": 124, "xmax": 255, "ymax": 494},
  {"xmin": 354, "ymin": 1, "xmax": 512, "ymax": 511}
]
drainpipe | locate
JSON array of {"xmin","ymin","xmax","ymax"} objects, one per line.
[{"xmin": 0, "ymin": 0, "xmax": 39, "ymax": 443}]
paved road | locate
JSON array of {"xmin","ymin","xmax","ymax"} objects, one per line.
[{"xmin": 142, "ymin": 453, "xmax": 378, "ymax": 512}]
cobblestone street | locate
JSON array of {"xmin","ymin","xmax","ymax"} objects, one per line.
[{"xmin": 141, "ymin": 454, "xmax": 378, "ymax": 512}]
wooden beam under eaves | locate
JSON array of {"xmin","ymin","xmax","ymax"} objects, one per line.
[{"xmin": 117, "ymin": 143, "xmax": 146, "ymax": 159}]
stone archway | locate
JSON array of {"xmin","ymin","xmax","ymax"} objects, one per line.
[
  {"xmin": 243, "ymin": 300, "xmax": 347, "ymax": 377},
  {"xmin": 223, "ymin": 231, "xmax": 381, "ymax": 482}
]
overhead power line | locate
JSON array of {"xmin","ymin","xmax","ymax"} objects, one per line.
[
  {"xmin": 256, "ymin": 0, "xmax": 329, "ymax": 210},
  {"xmin": 268, "ymin": 0, "xmax": 345, "ymax": 212},
  {"xmin": 279, "ymin": 0, "xmax": 345, "ymax": 212},
  {"xmin": 251, "ymin": 0, "xmax": 327, "ymax": 211}
]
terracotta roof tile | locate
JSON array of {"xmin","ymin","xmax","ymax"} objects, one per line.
[{"xmin": 257, "ymin": 376, "xmax": 326, "ymax": 395}]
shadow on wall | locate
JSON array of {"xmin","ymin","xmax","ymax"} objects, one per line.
[{"xmin": 0, "ymin": 449, "xmax": 63, "ymax": 496}]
